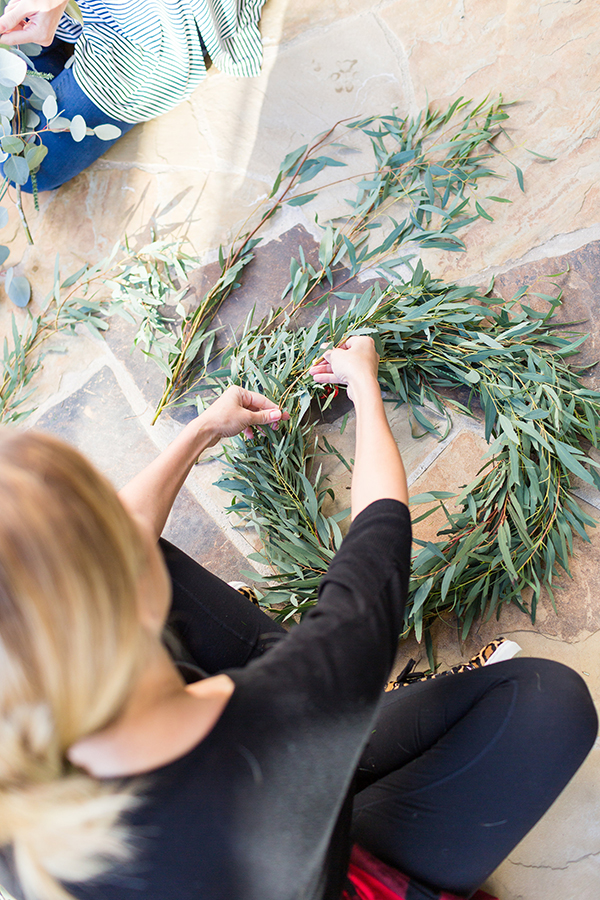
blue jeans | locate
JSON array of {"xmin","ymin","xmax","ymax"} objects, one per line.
[{"xmin": 10, "ymin": 39, "xmax": 135, "ymax": 192}]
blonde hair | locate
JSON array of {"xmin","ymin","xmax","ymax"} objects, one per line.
[{"xmin": 0, "ymin": 430, "xmax": 150, "ymax": 900}]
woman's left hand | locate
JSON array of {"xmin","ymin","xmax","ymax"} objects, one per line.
[{"xmin": 199, "ymin": 386, "xmax": 289, "ymax": 447}]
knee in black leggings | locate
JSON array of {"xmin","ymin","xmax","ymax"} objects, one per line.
[{"xmin": 506, "ymin": 657, "xmax": 597, "ymax": 766}]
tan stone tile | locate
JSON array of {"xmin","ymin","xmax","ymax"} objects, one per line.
[
  {"xmin": 380, "ymin": 0, "xmax": 600, "ymax": 279},
  {"xmin": 189, "ymin": 67, "xmax": 284, "ymax": 180},
  {"xmin": 316, "ymin": 401, "xmax": 450, "ymax": 522},
  {"xmin": 262, "ymin": 0, "xmax": 378, "ymax": 46},
  {"xmin": 102, "ymin": 100, "xmax": 214, "ymax": 170},
  {"xmin": 408, "ymin": 428, "xmax": 490, "ymax": 545},
  {"xmin": 200, "ymin": 13, "xmax": 411, "ymax": 202}
]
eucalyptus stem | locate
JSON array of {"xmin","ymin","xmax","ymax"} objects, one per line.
[{"xmin": 14, "ymin": 186, "xmax": 33, "ymax": 245}]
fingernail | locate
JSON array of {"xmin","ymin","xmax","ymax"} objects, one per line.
[{"xmin": 268, "ymin": 409, "xmax": 281, "ymax": 421}]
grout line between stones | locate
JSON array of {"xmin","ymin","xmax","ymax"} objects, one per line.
[
  {"xmin": 572, "ymin": 485, "xmax": 600, "ymax": 513},
  {"xmin": 95, "ymin": 338, "xmax": 272, "ymax": 573},
  {"xmin": 25, "ymin": 350, "xmax": 110, "ymax": 428},
  {"xmin": 457, "ymin": 223, "xmax": 600, "ymax": 286},
  {"xmin": 406, "ymin": 413, "xmax": 485, "ymax": 487}
]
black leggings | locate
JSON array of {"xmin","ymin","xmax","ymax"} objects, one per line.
[{"xmin": 160, "ymin": 539, "xmax": 598, "ymax": 898}]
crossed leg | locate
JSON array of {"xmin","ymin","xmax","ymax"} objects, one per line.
[{"xmin": 352, "ymin": 658, "xmax": 597, "ymax": 896}]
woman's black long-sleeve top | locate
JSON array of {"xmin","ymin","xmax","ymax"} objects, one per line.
[{"xmin": 2, "ymin": 499, "xmax": 412, "ymax": 900}]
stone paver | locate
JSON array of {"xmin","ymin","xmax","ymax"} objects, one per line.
[
  {"xmin": 0, "ymin": 2, "xmax": 599, "ymax": 898},
  {"xmin": 35, "ymin": 365, "xmax": 248, "ymax": 582}
]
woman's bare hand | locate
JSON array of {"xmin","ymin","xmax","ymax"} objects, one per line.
[
  {"xmin": 309, "ymin": 335, "xmax": 380, "ymax": 402},
  {"xmin": 0, "ymin": 0, "xmax": 69, "ymax": 46},
  {"xmin": 198, "ymin": 386, "xmax": 290, "ymax": 447}
]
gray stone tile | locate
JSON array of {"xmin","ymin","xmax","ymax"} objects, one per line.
[
  {"xmin": 493, "ymin": 240, "xmax": 600, "ymax": 389},
  {"xmin": 34, "ymin": 365, "xmax": 248, "ymax": 582},
  {"xmin": 103, "ymin": 313, "xmax": 170, "ymax": 414}
]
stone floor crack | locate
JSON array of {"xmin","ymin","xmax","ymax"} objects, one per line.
[
  {"xmin": 373, "ymin": 14, "xmax": 416, "ymax": 113},
  {"xmin": 509, "ymin": 848, "xmax": 600, "ymax": 871}
]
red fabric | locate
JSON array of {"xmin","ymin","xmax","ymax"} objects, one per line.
[
  {"xmin": 343, "ymin": 845, "xmax": 499, "ymax": 900},
  {"xmin": 346, "ymin": 861, "xmax": 407, "ymax": 900}
]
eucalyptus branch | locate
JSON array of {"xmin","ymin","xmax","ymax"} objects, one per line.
[{"xmin": 151, "ymin": 96, "xmax": 520, "ymax": 417}]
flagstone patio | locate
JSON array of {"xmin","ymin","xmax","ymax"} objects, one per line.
[{"xmin": 1, "ymin": 1, "xmax": 599, "ymax": 897}]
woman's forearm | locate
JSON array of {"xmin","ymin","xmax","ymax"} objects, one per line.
[
  {"xmin": 118, "ymin": 418, "xmax": 215, "ymax": 538},
  {"xmin": 350, "ymin": 378, "xmax": 408, "ymax": 519},
  {"xmin": 118, "ymin": 386, "xmax": 288, "ymax": 539},
  {"xmin": 309, "ymin": 336, "xmax": 409, "ymax": 519}
]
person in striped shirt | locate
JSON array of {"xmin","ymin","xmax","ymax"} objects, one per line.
[{"xmin": 0, "ymin": 0, "xmax": 267, "ymax": 190}]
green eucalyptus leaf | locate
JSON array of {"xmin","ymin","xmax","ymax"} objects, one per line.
[
  {"xmin": 25, "ymin": 73, "xmax": 56, "ymax": 100},
  {"xmin": 410, "ymin": 491, "xmax": 456, "ymax": 504},
  {"xmin": 93, "ymin": 123, "xmax": 122, "ymax": 141},
  {"xmin": 25, "ymin": 108, "xmax": 40, "ymax": 129},
  {"xmin": 5, "ymin": 269, "xmax": 30, "ymax": 307},
  {"xmin": 65, "ymin": 0, "xmax": 84, "ymax": 25},
  {"xmin": 25, "ymin": 143, "xmax": 48, "ymax": 171},
  {"xmin": 553, "ymin": 439, "xmax": 594, "ymax": 485},
  {"xmin": 42, "ymin": 95, "xmax": 58, "ymax": 120},
  {"xmin": 0, "ymin": 48, "xmax": 27, "ymax": 87},
  {"xmin": 48, "ymin": 115, "xmax": 70, "ymax": 131},
  {"xmin": 287, "ymin": 193, "xmax": 318, "ymax": 207},
  {"xmin": 18, "ymin": 43, "xmax": 42, "ymax": 57},
  {"xmin": 280, "ymin": 143, "xmax": 307, "ymax": 176},
  {"xmin": 4, "ymin": 154, "xmax": 30, "ymax": 185},
  {"xmin": 1, "ymin": 135, "xmax": 23, "ymax": 154},
  {"xmin": 70, "ymin": 114, "xmax": 86, "ymax": 142},
  {"xmin": 475, "ymin": 200, "xmax": 493, "ymax": 221}
]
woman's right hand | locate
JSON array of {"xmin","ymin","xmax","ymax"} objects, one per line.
[
  {"xmin": 0, "ymin": 0, "xmax": 68, "ymax": 46},
  {"xmin": 196, "ymin": 385, "xmax": 289, "ymax": 447},
  {"xmin": 309, "ymin": 335, "xmax": 380, "ymax": 402}
]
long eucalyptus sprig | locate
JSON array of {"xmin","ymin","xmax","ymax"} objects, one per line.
[{"xmin": 152, "ymin": 95, "xmax": 522, "ymax": 416}]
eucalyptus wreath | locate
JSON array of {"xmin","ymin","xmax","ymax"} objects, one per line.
[
  {"xmin": 198, "ymin": 270, "xmax": 600, "ymax": 652},
  {"xmin": 131, "ymin": 95, "xmax": 597, "ymax": 647}
]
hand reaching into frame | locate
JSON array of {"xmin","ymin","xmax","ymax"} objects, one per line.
[{"xmin": 0, "ymin": 0, "xmax": 69, "ymax": 46}]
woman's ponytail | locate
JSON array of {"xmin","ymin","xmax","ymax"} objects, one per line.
[{"xmin": 0, "ymin": 431, "xmax": 150, "ymax": 899}]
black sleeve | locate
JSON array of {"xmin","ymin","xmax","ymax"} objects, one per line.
[
  {"xmin": 212, "ymin": 498, "xmax": 412, "ymax": 900},
  {"xmin": 55, "ymin": 500, "xmax": 412, "ymax": 900},
  {"xmin": 232, "ymin": 497, "xmax": 412, "ymax": 718}
]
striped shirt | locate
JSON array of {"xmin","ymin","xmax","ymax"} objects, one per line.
[{"xmin": 54, "ymin": 0, "xmax": 266, "ymax": 123}]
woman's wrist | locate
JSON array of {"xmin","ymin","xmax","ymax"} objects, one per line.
[
  {"xmin": 348, "ymin": 373, "xmax": 382, "ymax": 408},
  {"xmin": 187, "ymin": 413, "xmax": 221, "ymax": 454}
]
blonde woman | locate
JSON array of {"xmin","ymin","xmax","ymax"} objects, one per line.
[{"xmin": 0, "ymin": 337, "xmax": 596, "ymax": 900}]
